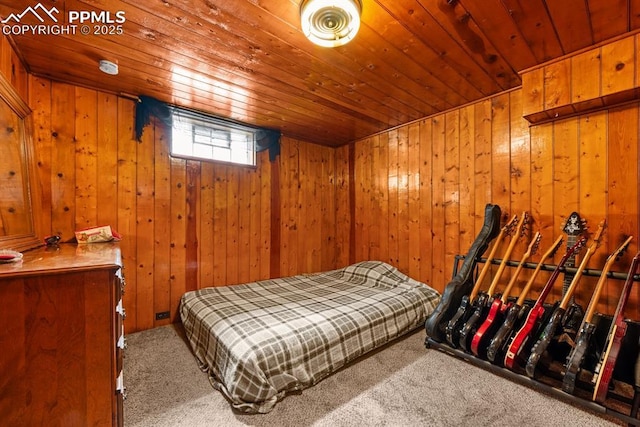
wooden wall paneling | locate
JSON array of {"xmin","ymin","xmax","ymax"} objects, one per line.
[
  {"xmin": 474, "ymin": 100, "xmax": 493, "ymax": 232},
  {"xmin": 280, "ymin": 138, "xmax": 297, "ymax": 276},
  {"xmin": 377, "ymin": 133, "xmax": 390, "ymax": 267},
  {"xmin": 458, "ymin": 105, "xmax": 475, "ymax": 255},
  {"xmin": 418, "ymin": 119, "xmax": 433, "ymax": 285},
  {"xmin": 368, "ymin": 135, "xmax": 381, "ymax": 263},
  {"xmin": 334, "ymin": 144, "xmax": 350, "ymax": 267},
  {"xmin": 169, "ymin": 158, "xmax": 186, "ymax": 321},
  {"xmin": 307, "ymin": 144, "xmax": 323, "ymax": 272},
  {"xmin": 116, "ymin": 97, "xmax": 138, "ymax": 332},
  {"xmin": 529, "ymin": 122, "xmax": 555, "ymax": 297},
  {"xmin": 551, "ymin": 117, "xmax": 580, "ymax": 303},
  {"xmin": 28, "ymin": 77, "xmax": 52, "ymax": 235},
  {"xmin": 444, "ymin": 110, "xmax": 461, "ymax": 282},
  {"xmin": 407, "ymin": 123, "xmax": 421, "ymax": 279},
  {"xmin": 397, "ymin": 126, "xmax": 410, "ymax": 274},
  {"xmin": 571, "ymin": 49, "xmax": 603, "ymax": 111},
  {"xmin": 387, "ymin": 130, "xmax": 399, "ymax": 267},
  {"xmin": 521, "ymin": 67, "xmax": 548, "ymax": 122},
  {"xmin": 491, "ymin": 93, "xmax": 513, "ymax": 286},
  {"xmin": 248, "ymin": 162, "xmax": 262, "ymax": 282},
  {"xmin": 51, "ymin": 82, "xmax": 76, "ymax": 238},
  {"xmin": 607, "ymin": 105, "xmax": 640, "ymax": 320},
  {"xmin": 213, "ymin": 166, "xmax": 228, "ymax": 286},
  {"xmin": 509, "ymin": 91, "xmax": 533, "ymax": 292},
  {"xmin": 320, "ymin": 146, "xmax": 336, "ymax": 271},
  {"xmin": 198, "ymin": 160, "xmax": 214, "ymax": 288},
  {"xmin": 431, "ymin": 116, "xmax": 446, "ymax": 291},
  {"xmin": 135, "ymin": 119, "xmax": 155, "ymax": 330},
  {"xmin": 0, "ymin": 280, "xmax": 25, "ymax": 423},
  {"xmin": 185, "ymin": 160, "xmax": 200, "ymax": 291},
  {"xmin": 544, "ymin": 60, "xmax": 574, "ymax": 117},
  {"xmin": 237, "ymin": 166, "xmax": 252, "ymax": 284},
  {"xmin": 577, "ymin": 111, "xmax": 608, "ymax": 311},
  {"xmin": 153, "ymin": 123, "xmax": 172, "ymax": 324},
  {"xmin": 354, "ymin": 138, "xmax": 368, "ymax": 262},
  {"xmin": 260, "ymin": 152, "xmax": 272, "ymax": 280},
  {"xmin": 225, "ymin": 165, "xmax": 239, "ymax": 284},
  {"xmin": 74, "ymin": 87, "xmax": 98, "ymax": 230},
  {"xmin": 96, "ymin": 93, "xmax": 118, "ymax": 228},
  {"xmin": 600, "ymin": 35, "xmax": 636, "ymax": 98}
]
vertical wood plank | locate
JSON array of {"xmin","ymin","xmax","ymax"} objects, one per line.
[
  {"xmin": 96, "ymin": 93, "xmax": 118, "ymax": 228},
  {"xmin": 378, "ymin": 133, "xmax": 390, "ymax": 266},
  {"xmin": 419, "ymin": 119, "xmax": 433, "ymax": 285},
  {"xmin": 387, "ymin": 130, "xmax": 399, "ymax": 267},
  {"xmin": 74, "ymin": 87, "xmax": 98, "ymax": 230},
  {"xmin": 601, "ymin": 36, "xmax": 636, "ymax": 97},
  {"xmin": 431, "ymin": 115, "xmax": 446, "ymax": 291},
  {"xmin": 213, "ymin": 165, "xmax": 228, "ymax": 285},
  {"xmin": 444, "ymin": 110, "xmax": 460, "ymax": 281},
  {"xmin": 397, "ymin": 126, "xmax": 410, "ymax": 273},
  {"xmin": 135, "ymin": 119, "xmax": 155, "ymax": 330},
  {"xmin": 169, "ymin": 158, "xmax": 186, "ymax": 320},
  {"xmin": 407, "ymin": 123, "xmax": 421, "ymax": 278}
]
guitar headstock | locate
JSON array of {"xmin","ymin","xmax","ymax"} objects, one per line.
[
  {"xmin": 503, "ymin": 214, "xmax": 519, "ymax": 235},
  {"xmin": 612, "ymin": 235, "xmax": 633, "ymax": 261},
  {"xmin": 520, "ymin": 212, "xmax": 531, "ymax": 238},
  {"xmin": 525, "ymin": 232, "xmax": 542, "ymax": 257},
  {"xmin": 562, "ymin": 212, "xmax": 587, "ymax": 237},
  {"xmin": 568, "ymin": 235, "xmax": 588, "ymax": 257},
  {"xmin": 589, "ymin": 220, "xmax": 607, "ymax": 248}
]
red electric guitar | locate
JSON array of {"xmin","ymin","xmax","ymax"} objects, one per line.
[
  {"xmin": 525, "ymin": 221, "xmax": 606, "ymax": 378},
  {"xmin": 592, "ymin": 250, "xmax": 640, "ymax": 403},
  {"xmin": 458, "ymin": 213, "xmax": 528, "ymax": 352},
  {"xmin": 471, "ymin": 231, "xmax": 540, "ymax": 358},
  {"xmin": 486, "ymin": 234, "xmax": 564, "ymax": 364},
  {"xmin": 503, "ymin": 234, "xmax": 587, "ymax": 371}
]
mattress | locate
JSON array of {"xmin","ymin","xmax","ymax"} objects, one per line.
[{"xmin": 179, "ymin": 260, "xmax": 440, "ymax": 413}]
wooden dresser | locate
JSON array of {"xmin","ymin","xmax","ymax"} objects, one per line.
[{"xmin": 0, "ymin": 243, "xmax": 125, "ymax": 426}]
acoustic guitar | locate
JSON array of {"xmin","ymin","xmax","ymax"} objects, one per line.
[
  {"xmin": 503, "ymin": 235, "xmax": 586, "ymax": 370},
  {"xmin": 458, "ymin": 213, "xmax": 527, "ymax": 352},
  {"xmin": 592, "ymin": 250, "xmax": 640, "ymax": 403},
  {"xmin": 525, "ymin": 220, "xmax": 606, "ymax": 379},
  {"xmin": 485, "ymin": 234, "xmax": 563, "ymax": 364},
  {"xmin": 444, "ymin": 214, "xmax": 516, "ymax": 348},
  {"xmin": 563, "ymin": 235, "xmax": 633, "ymax": 394},
  {"xmin": 471, "ymin": 231, "xmax": 540, "ymax": 358}
]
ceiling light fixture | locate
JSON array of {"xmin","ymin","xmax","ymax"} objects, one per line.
[
  {"xmin": 99, "ymin": 59, "xmax": 119, "ymax": 75},
  {"xmin": 300, "ymin": 0, "xmax": 362, "ymax": 48}
]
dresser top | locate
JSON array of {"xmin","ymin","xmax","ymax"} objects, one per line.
[{"xmin": 0, "ymin": 243, "xmax": 122, "ymax": 278}]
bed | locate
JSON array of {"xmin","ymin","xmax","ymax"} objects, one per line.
[{"xmin": 179, "ymin": 260, "xmax": 440, "ymax": 413}]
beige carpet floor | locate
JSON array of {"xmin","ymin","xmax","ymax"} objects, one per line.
[{"xmin": 123, "ymin": 324, "xmax": 625, "ymax": 426}]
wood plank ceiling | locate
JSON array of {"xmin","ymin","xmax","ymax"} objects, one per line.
[{"xmin": 1, "ymin": 0, "xmax": 638, "ymax": 146}]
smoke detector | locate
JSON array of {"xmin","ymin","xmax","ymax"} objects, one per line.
[{"xmin": 99, "ymin": 59, "xmax": 119, "ymax": 75}]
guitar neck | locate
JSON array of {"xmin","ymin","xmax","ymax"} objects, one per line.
[
  {"xmin": 562, "ymin": 234, "xmax": 578, "ymax": 300},
  {"xmin": 469, "ymin": 229, "xmax": 506, "ymax": 301},
  {"xmin": 582, "ymin": 236, "xmax": 633, "ymax": 323},
  {"xmin": 610, "ymin": 251, "xmax": 640, "ymax": 327},
  {"xmin": 515, "ymin": 234, "xmax": 563, "ymax": 306}
]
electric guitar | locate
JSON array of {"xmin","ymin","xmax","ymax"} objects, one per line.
[
  {"xmin": 592, "ymin": 250, "xmax": 640, "ymax": 403},
  {"xmin": 444, "ymin": 214, "xmax": 516, "ymax": 348},
  {"xmin": 525, "ymin": 221, "xmax": 606, "ymax": 379},
  {"xmin": 425, "ymin": 204, "xmax": 502, "ymax": 342},
  {"xmin": 459, "ymin": 213, "xmax": 527, "ymax": 352},
  {"xmin": 563, "ymin": 235, "xmax": 633, "ymax": 394},
  {"xmin": 471, "ymin": 231, "xmax": 540, "ymax": 358},
  {"xmin": 503, "ymin": 236, "xmax": 587, "ymax": 371},
  {"xmin": 486, "ymin": 234, "xmax": 563, "ymax": 364}
]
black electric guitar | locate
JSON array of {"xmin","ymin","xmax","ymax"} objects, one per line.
[
  {"xmin": 593, "ymin": 250, "xmax": 640, "ymax": 403},
  {"xmin": 458, "ymin": 213, "xmax": 527, "ymax": 352},
  {"xmin": 443, "ymin": 213, "xmax": 514, "ymax": 347},
  {"xmin": 503, "ymin": 235, "xmax": 586, "ymax": 371},
  {"xmin": 471, "ymin": 232, "xmax": 540, "ymax": 358},
  {"xmin": 485, "ymin": 234, "xmax": 562, "ymax": 364},
  {"xmin": 525, "ymin": 220, "xmax": 605, "ymax": 379},
  {"xmin": 562, "ymin": 235, "xmax": 633, "ymax": 394},
  {"xmin": 425, "ymin": 204, "xmax": 502, "ymax": 342}
]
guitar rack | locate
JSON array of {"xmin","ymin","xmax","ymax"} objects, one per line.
[{"xmin": 425, "ymin": 255, "xmax": 640, "ymax": 427}]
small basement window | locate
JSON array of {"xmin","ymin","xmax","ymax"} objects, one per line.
[{"xmin": 170, "ymin": 108, "xmax": 256, "ymax": 167}]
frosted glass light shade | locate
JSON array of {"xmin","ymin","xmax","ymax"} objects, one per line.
[{"xmin": 300, "ymin": 0, "xmax": 362, "ymax": 48}]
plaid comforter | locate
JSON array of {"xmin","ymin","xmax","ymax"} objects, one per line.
[{"xmin": 179, "ymin": 261, "xmax": 440, "ymax": 413}]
